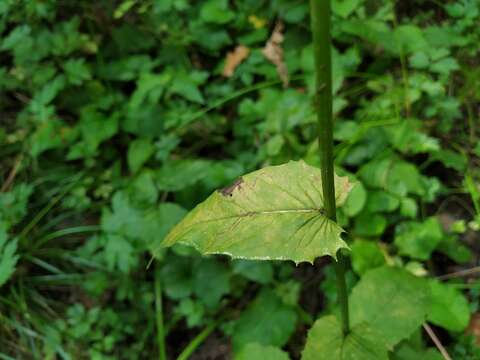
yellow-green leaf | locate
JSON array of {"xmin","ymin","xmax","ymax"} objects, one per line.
[{"xmin": 157, "ymin": 161, "xmax": 351, "ymax": 264}]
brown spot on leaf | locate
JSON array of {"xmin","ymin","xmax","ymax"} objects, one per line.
[{"xmin": 219, "ymin": 178, "xmax": 244, "ymax": 197}]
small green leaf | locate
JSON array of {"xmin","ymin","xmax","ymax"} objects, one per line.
[
  {"xmin": 354, "ymin": 212, "xmax": 387, "ymax": 237},
  {"xmin": 351, "ymin": 240, "xmax": 385, "ymax": 275},
  {"xmin": 200, "ymin": 0, "xmax": 235, "ymax": 24},
  {"xmin": 366, "ymin": 190, "xmax": 400, "ymax": 213},
  {"xmin": 232, "ymin": 289, "xmax": 297, "ymax": 350},
  {"xmin": 174, "ymin": 298, "xmax": 205, "ymax": 328},
  {"xmin": 437, "ymin": 235, "xmax": 472, "ymax": 264},
  {"xmin": 158, "ymin": 161, "xmax": 352, "ymax": 264},
  {"xmin": 427, "ymin": 280, "xmax": 470, "ymax": 332},
  {"xmin": 343, "ymin": 181, "xmax": 367, "ymax": 217},
  {"xmin": 332, "ymin": 0, "xmax": 362, "ymax": 18},
  {"xmin": 350, "ymin": 266, "xmax": 429, "ymax": 348},
  {"xmin": 235, "ymin": 343, "xmax": 290, "ymax": 360},
  {"xmin": 302, "ymin": 315, "xmax": 388, "ymax": 360},
  {"xmin": 63, "ymin": 58, "xmax": 91, "ymax": 85},
  {"xmin": 127, "ymin": 138, "xmax": 154, "ymax": 173}
]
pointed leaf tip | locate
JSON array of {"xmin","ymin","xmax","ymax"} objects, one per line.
[{"xmin": 159, "ymin": 161, "xmax": 352, "ymax": 263}]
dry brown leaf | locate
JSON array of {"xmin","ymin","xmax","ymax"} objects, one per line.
[
  {"xmin": 262, "ymin": 21, "xmax": 289, "ymax": 87},
  {"xmin": 222, "ymin": 45, "xmax": 250, "ymax": 77}
]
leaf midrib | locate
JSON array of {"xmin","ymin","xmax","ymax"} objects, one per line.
[{"xmin": 192, "ymin": 208, "xmax": 324, "ymax": 225}]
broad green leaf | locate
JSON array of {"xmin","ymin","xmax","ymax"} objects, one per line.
[
  {"xmin": 232, "ymin": 289, "xmax": 297, "ymax": 350},
  {"xmin": 350, "ymin": 266, "xmax": 429, "ymax": 348},
  {"xmin": 158, "ymin": 161, "xmax": 352, "ymax": 264},
  {"xmin": 302, "ymin": 315, "xmax": 388, "ymax": 360},
  {"xmin": 394, "ymin": 217, "xmax": 443, "ymax": 260},
  {"xmin": 351, "ymin": 240, "xmax": 385, "ymax": 275},
  {"xmin": 428, "ymin": 280, "xmax": 470, "ymax": 332},
  {"xmin": 235, "ymin": 343, "xmax": 290, "ymax": 360}
]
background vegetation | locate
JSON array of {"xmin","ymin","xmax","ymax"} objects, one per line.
[{"xmin": 0, "ymin": 0, "xmax": 479, "ymax": 358}]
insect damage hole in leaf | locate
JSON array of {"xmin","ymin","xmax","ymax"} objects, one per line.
[{"xmin": 157, "ymin": 160, "xmax": 352, "ymax": 264}]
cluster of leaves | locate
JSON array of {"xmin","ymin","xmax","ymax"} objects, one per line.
[{"xmin": 0, "ymin": 0, "xmax": 479, "ymax": 358}]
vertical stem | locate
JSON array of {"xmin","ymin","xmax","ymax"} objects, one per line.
[
  {"xmin": 391, "ymin": 0, "xmax": 411, "ymax": 117},
  {"xmin": 309, "ymin": 0, "xmax": 350, "ymax": 335},
  {"xmin": 155, "ymin": 265, "xmax": 167, "ymax": 360}
]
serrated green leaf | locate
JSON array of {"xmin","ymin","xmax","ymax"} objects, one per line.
[
  {"xmin": 235, "ymin": 343, "xmax": 290, "ymax": 360},
  {"xmin": 428, "ymin": 280, "xmax": 470, "ymax": 332},
  {"xmin": 232, "ymin": 289, "xmax": 297, "ymax": 350},
  {"xmin": 158, "ymin": 161, "xmax": 352, "ymax": 264},
  {"xmin": 350, "ymin": 266, "xmax": 429, "ymax": 348},
  {"xmin": 302, "ymin": 315, "xmax": 388, "ymax": 360}
]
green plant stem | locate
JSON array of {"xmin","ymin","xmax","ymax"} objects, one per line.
[
  {"xmin": 176, "ymin": 323, "xmax": 216, "ymax": 360},
  {"xmin": 155, "ymin": 265, "xmax": 167, "ymax": 360},
  {"xmin": 309, "ymin": 0, "xmax": 350, "ymax": 335},
  {"xmin": 390, "ymin": 0, "xmax": 411, "ymax": 117}
]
